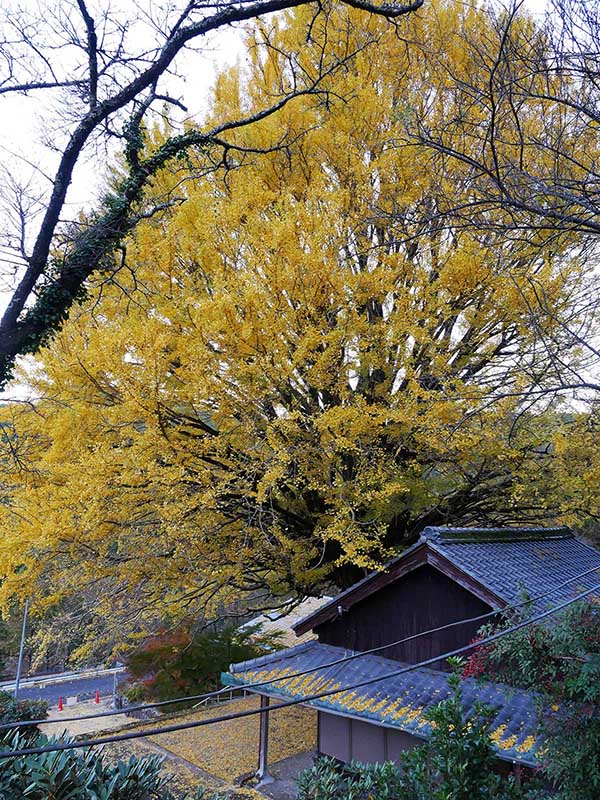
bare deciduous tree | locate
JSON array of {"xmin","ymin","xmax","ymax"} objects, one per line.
[
  {"xmin": 0, "ymin": 0, "xmax": 423, "ymax": 388},
  {"xmin": 413, "ymin": 0, "xmax": 600, "ymax": 237},
  {"xmin": 407, "ymin": 0, "xmax": 600, "ymax": 400}
]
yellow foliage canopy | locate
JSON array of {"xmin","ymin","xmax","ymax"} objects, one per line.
[{"xmin": 0, "ymin": 2, "xmax": 597, "ymax": 643}]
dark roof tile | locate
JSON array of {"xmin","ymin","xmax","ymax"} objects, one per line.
[
  {"xmin": 294, "ymin": 527, "xmax": 600, "ymax": 632},
  {"xmin": 223, "ymin": 641, "xmax": 542, "ymax": 765},
  {"xmin": 423, "ymin": 526, "xmax": 600, "ymax": 612}
]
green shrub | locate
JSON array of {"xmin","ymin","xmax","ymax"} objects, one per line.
[
  {"xmin": 401, "ymin": 671, "xmax": 536, "ymax": 800},
  {"xmin": 297, "ymin": 758, "xmax": 408, "ymax": 800},
  {"xmin": 464, "ymin": 602, "xmax": 600, "ymax": 800},
  {"xmin": 0, "ymin": 690, "xmax": 48, "ymax": 742},
  {"xmin": 123, "ymin": 682, "xmax": 147, "ymax": 704},
  {"xmin": 296, "ymin": 671, "xmax": 542, "ymax": 800},
  {"xmin": 0, "ymin": 730, "xmax": 204, "ymax": 800}
]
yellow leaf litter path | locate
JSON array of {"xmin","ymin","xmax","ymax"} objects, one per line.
[{"xmin": 101, "ymin": 695, "xmax": 316, "ymax": 797}]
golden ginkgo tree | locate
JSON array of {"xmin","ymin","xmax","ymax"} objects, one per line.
[{"xmin": 0, "ymin": 2, "xmax": 597, "ymax": 644}]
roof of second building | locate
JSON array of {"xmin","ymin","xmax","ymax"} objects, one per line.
[
  {"xmin": 222, "ymin": 640, "xmax": 543, "ymax": 766},
  {"xmin": 293, "ymin": 526, "xmax": 600, "ymax": 634},
  {"xmin": 422, "ymin": 526, "xmax": 600, "ymax": 613},
  {"xmin": 241, "ymin": 596, "xmax": 332, "ymax": 647}
]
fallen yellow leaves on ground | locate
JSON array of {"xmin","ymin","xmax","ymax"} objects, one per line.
[
  {"xmin": 104, "ymin": 738, "xmax": 218, "ymax": 796},
  {"xmin": 148, "ymin": 696, "xmax": 316, "ymax": 781}
]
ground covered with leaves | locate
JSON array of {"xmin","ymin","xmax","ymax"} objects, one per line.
[
  {"xmin": 145, "ymin": 696, "xmax": 316, "ymax": 781},
  {"xmin": 102, "ymin": 695, "xmax": 315, "ymax": 796},
  {"xmin": 103, "ymin": 737, "xmax": 217, "ymax": 797}
]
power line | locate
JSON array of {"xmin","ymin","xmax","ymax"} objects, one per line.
[
  {"xmin": 1, "ymin": 580, "xmax": 597, "ymax": 760},
  {"xmin": 4, "ymin": 561, "xmax": 599, "ymax": 732}
]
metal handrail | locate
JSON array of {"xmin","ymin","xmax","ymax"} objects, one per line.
[{"xmin": 193, "ymin": 687, "xmax": 247, "ymax": 709}]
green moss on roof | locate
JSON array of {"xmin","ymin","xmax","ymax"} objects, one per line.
[{"xmin": 428, "ymin": 526, "xmax": 572, "ymax": 544}]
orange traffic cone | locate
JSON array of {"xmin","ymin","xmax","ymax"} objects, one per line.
[
  {"xmin": 58, "ymin": 696, "xmax": 63, "ymax": 711},
  {"xmin": 94, "ymin": 689, "xmax": 100, "ymax": 704}
]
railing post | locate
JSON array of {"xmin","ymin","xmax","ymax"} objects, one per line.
[{"xmin": 256, "ymin": 694, "xmax": 274, "ymax": 786}]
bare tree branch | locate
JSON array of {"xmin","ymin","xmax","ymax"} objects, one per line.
[
  {"xmin": 0, "ymin": 0, "xmax": 423, "ymax": 387},
  {"xmin": 400, "ymin": 0, "xmax": 600, "ymax": 401}
]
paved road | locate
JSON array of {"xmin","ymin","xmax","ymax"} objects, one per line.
[{"xmin": 16, "ymin": 673, "xmax": 121, "ymax": 706}]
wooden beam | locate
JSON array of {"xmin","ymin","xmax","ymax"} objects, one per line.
[
  {"xmin": 293, "ymin": 543, "xmax": 429, "ymax": 635},
  {"xmin": 425, "ymin": 548, "xmax": 507, "ymax": 609}
]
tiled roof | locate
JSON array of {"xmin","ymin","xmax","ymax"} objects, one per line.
[
  {"xmin": 222, "ymin": 641, "xmax": 542, "ymax": 766},
  {"xmin": 293, "ymin": 527, "xmax": 600, "ymax": 633},
  {"xmin": 422, "ymin": 527, "xmax": 600, "ymax": 613},
  {"xmin": 241, "ymin": 597, "xmax": 332, "ymax": 647}
]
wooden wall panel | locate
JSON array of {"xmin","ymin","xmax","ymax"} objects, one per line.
[
  {"xmin": 351, "ymin": 719, "xmax": 386, "ymax": 764},
  {"xmin": 318, "ymin": 711, "xmax": 421, "ymax": 766},
  {"xmin": 316, "ymin": 564, "xmax": 493, "ymax": 667},
  {"xmin": 318, "ymin": 711, "xmax": 351, "ymax": 762},
  {"xmin": 386, "ymin": 728, "xmax": 420, "ymax": 763}
]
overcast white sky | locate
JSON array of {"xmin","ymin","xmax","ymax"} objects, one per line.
[
  {"xmin": 0, "ymin": 0, "xmax": 247, "ymax": 398},
  {"xmin": 0, "ymin": 10, "xmax": 244, "ymax": 248},
  {"xmin": 0, "ymin": 0, "xmax": 548, "ymax": 239}
]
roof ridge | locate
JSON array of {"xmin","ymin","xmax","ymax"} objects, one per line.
[
  {"xmin": 228, "ymin": 639, "xmax": 318, "ymax": 674},
  {"xmin": 421, "ymin": 525, "xmax": 573, "ymax": 544}
]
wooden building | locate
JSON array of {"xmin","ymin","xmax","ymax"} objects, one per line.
[{"xmin": 223, "ymin": 526, "xmax": 600, "ymax": 784}]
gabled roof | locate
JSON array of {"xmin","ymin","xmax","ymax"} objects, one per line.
[
  {"xmin": 294, "ymin": 526, "xmax": 600, "ymax": 635},
  {"xmin": 240, "ymin": 596, "xmax": 332, "ymax": 647},
  {"xmin": 423, "ymin": 526, "xmax": 600, "ymax": 612},
  {"xmin": 222, "ymin": 640, "xmax": 541, "ymax": 766}
]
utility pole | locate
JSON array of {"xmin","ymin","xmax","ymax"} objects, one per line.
[{"xmin": 14, "ymin": 598, "xmax": 29, "ymax": 701}]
